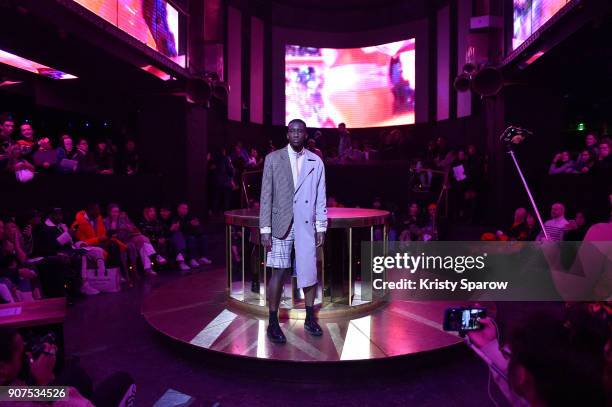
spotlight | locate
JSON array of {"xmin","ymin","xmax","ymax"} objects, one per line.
[
  {"xmin": 454, "ymin": 73, "xmax": 472, "ymax": 93},
  {"xmin": 471, "ymin": 66, "xmax": 503, "ymax": 97}
]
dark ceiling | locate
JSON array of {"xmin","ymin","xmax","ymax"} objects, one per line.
[{"xmin": 272, "ymin": 0, "xmax": 403, "ymax": 10}]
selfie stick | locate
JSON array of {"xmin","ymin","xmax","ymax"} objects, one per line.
[{"xmin": 501, "ymin": 126, "xmax": 549, "ymax": 240}]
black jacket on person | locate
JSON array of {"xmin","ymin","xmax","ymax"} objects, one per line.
[
  {"xmin": 139, "ymin": 219, "xmax": 165, "ymax": 243},
  {"xmin": 174, "ymin": 214, "xmax": 204, "ymax": 236}
]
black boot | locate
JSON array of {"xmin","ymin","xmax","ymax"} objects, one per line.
[{"xmin": 267, "ymin": 310, "xmax": 286, "ymax": 343}]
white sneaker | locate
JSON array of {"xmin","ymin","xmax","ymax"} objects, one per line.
[
  {"xmin": 179, "ymin": 262, "xmax": 191, "ymax": 272},
  {"xmin": 81, "ymin": 282, "xmax": 100, "ymax": 296},
  {"xmin": 176, "ymin": 253, "xmax": 185, "ymax": 262},
  {"xmin": 155, "ymin": 255, "xmax": 167, "ymax": 266},
  {"xmin": 145, "ymin": 269, "xmax": 158, "ymax": 277},
  {"xmin": 189, "ymin": 259, "xmax": 200, "ymax": 268},
  {"xmin": 198, "ymin": 257, "xmax": 212, "ymax": 265}
]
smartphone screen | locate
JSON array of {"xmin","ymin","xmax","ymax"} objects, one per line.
[{"xmin": 443, "ymin": 307, "xmax": 486, "ymax": 331}]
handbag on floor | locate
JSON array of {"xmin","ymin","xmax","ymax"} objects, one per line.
[{"xmin": 83, "ymin": 261, "xmax": 121, "ymax": 293}]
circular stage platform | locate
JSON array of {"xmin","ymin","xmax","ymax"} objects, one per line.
[{"xmin": 142, "ymin": 269, "xmax": 494, "ymax": 362}]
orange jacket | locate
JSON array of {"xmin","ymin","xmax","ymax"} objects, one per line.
[{"xmin": 71, "ymin": 210, "xmax": 107, "ymax": 246}]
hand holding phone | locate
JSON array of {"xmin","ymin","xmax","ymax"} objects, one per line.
[{"xmin": 443, "ymin": 307, "xmax": 487, "ymax": 332}]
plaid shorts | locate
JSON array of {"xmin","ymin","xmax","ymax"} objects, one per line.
[{"xmin": 266, "ymin": 223, "xmax": 295, "ymax": 269}]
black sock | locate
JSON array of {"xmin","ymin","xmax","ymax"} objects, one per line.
[
  {"xmin": 269, "ymin": 310, "xmax": 279, "ymax": 325},
  {"xmin": 305, "ymin": 306, "xmax": 314, "ymax": 321}
]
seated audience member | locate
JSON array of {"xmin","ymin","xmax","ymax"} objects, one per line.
[
  {"xmin": 6, "ymin": 145, "xmax": 35, "ymax": 182},
  {"xmin": 524, "ymin": 212, "xmax": 541, "ymax": 241},
  {"xmin": 121, "ymin": 139, "xmax": 140, "ymax": 175},
  {"xmin": 56, "ymin": 134, "xmax": 78, "ymax": 173},
  {"xmin": 548, "ymin": 151, "xmax": 575, "ymax": 174},
  {"xmin": 16, "ymin": 123, "xmax": 38, "ymax": 159},
  {"xmin": 1, "ymin": 219, "xmax": 41, "ymax": 300},
  {"xmin": 246, "ymin": 148, "xmax": 263, "ymax": 169},
  {"xmin": 564, "ymin": 211, "xmax": 589, "ymax": 241},
  {"xmin": 73, "ymin": 139, "xmax": 97, "ymax": 173},
  {"xmin": 33, "ymin": 208, "xmax": 98, "ymax": 296},
  {"xmin": 32, "ymin": 138, "xmax": 57, "ymax": 172},
  {"xmin": 593, "ymin": 142, "xmax": 612, "ymax": 172},
  {"xmin": 212, "ymin": 148, "xmax": 236, "ymax": 213},
  {"xmin": 159, "ymin": 206, "xmax": 190, "ymax": 271},
  {"xmin": 139, "ymin": 206, "xmax": 168, "ymax": 258},
  {"xmin": 505, "ymin": 207, "xmax": 529, "ymax": 241},
  {"xmin": 538, "ymin": 203, "xmax": 569, "ymax": 241},
  {"xmin": 571, "ymin": 149, "xmax": 594, "ymax": 174},
  {"xmin": 585, "ymin": 133, "xmax": 599, "ymax": 158},
  {"xmin": 0, "ymin": 327, "xmax": 137, "ymax": 406},
  {"xmin": 421, "ymin": 203, "xmax": 439, "ymax": 241},
  {"xmin": 175, "ymin": 203, "xmax": 211, "ymax": 268},
  {"xmin": 104, "ymin": 204, "xmax": 165, "ymax": 279},
  {"xmin": 93, "ymin": 140, "xmax": 114, "ymax": 175},
  {"xmin": 467, "ymin": 309, "xmax": 610, "ymax": 407},
  {"xmin": 345, "ymin": 139, "xmax": 365, "ymax": 162},
  {"xmin": 0, "ymin": 114, "xmax": 15, "ymax": 144},
  {"xmin": 398, "ymin": 203, "xmax": 422, "ymax": 242},
  {"xmin": 312, "ymin": 130, "xmax": 325, "ymax": 154},
  {"xmin": 72, "ymin": 203, "xmax": 120, "ymax": 282},
  {"xmin": 307, "ymin": 139, "xmax": 323, "ymax": 160}
]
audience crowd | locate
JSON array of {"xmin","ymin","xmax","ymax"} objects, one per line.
[
  {"xmin": 548, "ymin": 132, "xmax": 612, "ymax": 175},
  {"xmin": 0, "ymin": 202, "xmax": 212, "ymax": 304},
  {"xmin": 0, "ymin": 114, "xmax": 142, "ymax": 181}
]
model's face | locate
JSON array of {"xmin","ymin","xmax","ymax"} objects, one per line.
[{"xmin": 287, "ymin": 122, "xmax": 307, "ymax": 150}]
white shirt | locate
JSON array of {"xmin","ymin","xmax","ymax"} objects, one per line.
[
  {"xmin": 261, "ymin": 145, "xmax": 326, "ymax": 234},
  {"xmin": 288, "ymin": 145, "xmax": 306, "ymax": 188}
]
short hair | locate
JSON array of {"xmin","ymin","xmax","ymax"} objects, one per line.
[
  {"xmin": 338, "ymin": 123, "xmax": 346, "ymax": 128},
  {"xmin": 288, "ymin": 119, "xmax": 306, "ymax": 128},
  {"xmin": 0, "ymin": 114, "xmax": 14, "ymax": 125}
]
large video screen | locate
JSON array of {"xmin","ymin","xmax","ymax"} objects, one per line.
[
  {"xmin": 513, "ymin": 0, "xmax": 570, "ymax": 50},
  {"xmin": 0, "ymin": 49, "xmax": 77, "ymax": 79},
  {"xmin": 285, "ymin": 39, "xmax": 415, "ymax": 128},
  {"xmin": 73, "ymin": 0, "xmax": 185, "ymax": 67}
]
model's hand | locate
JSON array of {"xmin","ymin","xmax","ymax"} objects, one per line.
[
  {"xmin": 261, "ymin": 233, "xmax": 272, "ymax": 251},
  {"xmin": 316, "ymin": 232, "xmax": 325, "ymax": 247}
]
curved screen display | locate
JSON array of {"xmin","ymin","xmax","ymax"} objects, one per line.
[
  {"xmin": 72, "ymin": 0, "xmax": 185, "ymax": 67},
  {"xmin": 513, "ymin": 0, "xmax": 570, "ymax": 50},
  {"xmin": 285, "ymin": 39, "xmax": 415, "ymax": 128}
]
